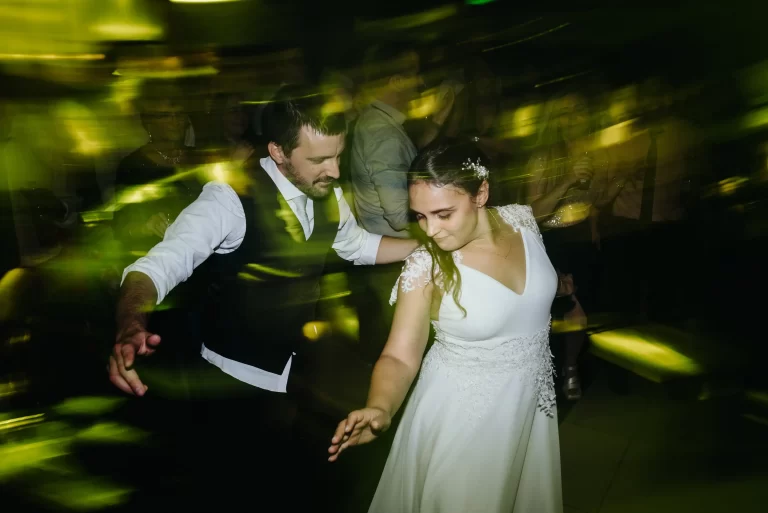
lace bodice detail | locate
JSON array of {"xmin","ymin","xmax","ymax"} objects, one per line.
[
  {"xmin": 423, "ymin": 320, "xmax": 556, "ymax": 418},
  {"xmin": 389, "ymin": 204, "xmax": 541, "ymax": 305},
  {"xmin": 494, "ymin": 203, "xmax": 542, "ymax": 240}
]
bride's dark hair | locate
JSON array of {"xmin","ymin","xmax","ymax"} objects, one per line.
[{"xmin": 408, "ymin": 142, "xmax": 494, "ymax": 314}]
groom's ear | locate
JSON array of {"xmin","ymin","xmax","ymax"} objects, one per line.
[{"xmin": 268, "ymin": 142, "xmax": 286, "ymax": 165}]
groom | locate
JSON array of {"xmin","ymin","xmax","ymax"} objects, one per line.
[{"xmin": 108, "ymin": 85, "xmax": 418, "ymax": 507}]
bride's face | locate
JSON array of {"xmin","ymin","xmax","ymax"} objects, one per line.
[{"xmin": 410, "ymin": 181, "xmax": 488, "ymax": 252}]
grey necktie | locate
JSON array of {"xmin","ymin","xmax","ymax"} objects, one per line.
[{"xmin": 293, "ymin": 195, "xmax": 310, "ymax": 239}]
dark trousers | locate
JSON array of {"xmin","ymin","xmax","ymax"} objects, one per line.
[{"xmin": 123, "ymin": 354, "xmax": 315, "ymax": 512}]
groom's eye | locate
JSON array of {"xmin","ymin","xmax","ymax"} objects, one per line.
[{"xmin": 437, "ymin": 214, "xmax": 451, "ymax": 220}]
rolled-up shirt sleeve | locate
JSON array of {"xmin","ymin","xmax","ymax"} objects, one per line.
[
  {"xmin": 121, "ymin": 181, "xmax": 246, "ymax": 304},
  {"xmin": 364, "ymin": 132, "xmax": 411, "ymax": 233},
  {"xmin": 332, "ymin": 187, "xmax": 382, "ymax": 265}
]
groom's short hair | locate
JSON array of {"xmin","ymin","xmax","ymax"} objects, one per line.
[{"xmin": 262, "ymin": 84, "xmax": 346, "ymax": 156}]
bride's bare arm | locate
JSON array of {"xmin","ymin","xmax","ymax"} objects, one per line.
[
  {"xmin": 365, "ymin": 281, "xmax": 433, "ymax": 418},
  {"xmin": 327, "ymin": 251, "xmax": 436, "ymax": 461}
]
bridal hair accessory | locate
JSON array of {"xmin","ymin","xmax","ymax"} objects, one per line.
[{"xmin": 462, "ymin": 159, "xmax": 489, "ymax": 181}]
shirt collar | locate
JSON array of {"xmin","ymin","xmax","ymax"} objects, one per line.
[
  {"xmin": 260, "ymin": 156, "xmax": 306, "ymax": 202},
  {"xmin": 371, "ymin": 100, "xmax": 407, "ymax": 125}
]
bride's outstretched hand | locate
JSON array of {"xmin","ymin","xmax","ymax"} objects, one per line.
[{"xmin": 327, "ymin": 407, "xmax": 391, "ymax": 462}]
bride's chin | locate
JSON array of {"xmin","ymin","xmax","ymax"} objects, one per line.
[{"xmin": 433, "ymin": 238, "xmax": 460, "ymax": 252}]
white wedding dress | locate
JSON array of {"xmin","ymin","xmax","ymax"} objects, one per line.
[{"xmin": 369, "ymin": 204, "xmax": 562, "ymax": 513}]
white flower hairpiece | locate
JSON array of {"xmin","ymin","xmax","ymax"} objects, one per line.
[{"xmin": 462, "ymin": 158, "xmax": 489, "ymax": 181}]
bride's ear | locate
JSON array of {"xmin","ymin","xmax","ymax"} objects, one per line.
[{"xmin": 475, "ymin": 180, "xmax": 490, "ymax": 208}]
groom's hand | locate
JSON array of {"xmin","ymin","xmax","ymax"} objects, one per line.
[
  {"xmin": 327, "ymin": 407, "xmax": 391, "ymax": 462},
  {"xmin": 108, "ymin": 325, "xmax": 161, "ymax": 396}
]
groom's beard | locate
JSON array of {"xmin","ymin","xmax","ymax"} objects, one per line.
[{"xmin": 284, "ymin": 160, "xmax": 335, "ymax": 200}]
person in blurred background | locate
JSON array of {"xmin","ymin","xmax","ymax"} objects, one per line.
[
  {"xmin": 351, "ymin": 43, "xmax": 425, "ymax": 239},
  {"xmin": 440, "ymin": 56, "xmax": 525, "ymax": 203},
  {"xmin": 0, "ymin": 100, "xmax": 83, "ymax": 268},
  {"xmin": 442, "ymin": 57, "xmax": 503, "ymax": 150},
  {"xmin": 209, "ymin": 92, "xmax": 255, "ymax": 166},
  {"xmin": 322, "ymin": 70, "xmax": 362, "ymax": 126},
  {"xmin": 349, "ymin": 43, "xmax": 428, "ymax": 363},
  {"xmin": 112, "ymin": 80, "xmax": 200, "ymax": 252},
  {"xmin": 107, "ymin": 85, "xmax": 418, "ymax": 509},
  {"xmin": 527, "ymin": 92, "xmax": 612, "ymax": 400},
  {"xmin": 329, "ymin": 143, "xmax": 564, "ymax": 513},
  {"xmin": 321, "ymin": 70, "xmax": 363, "ymax": 196},
  {"xmin": 402, "ymin": 51, "xmax": 460, "ymax": 151},
  {"xmin": 594, "ymin": 80, "xmax": 696, "ymax": 323}
]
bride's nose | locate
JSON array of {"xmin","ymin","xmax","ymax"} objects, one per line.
[{"xmin": 425, "ymin": 219, "xmax": 440, "ymax": 238}]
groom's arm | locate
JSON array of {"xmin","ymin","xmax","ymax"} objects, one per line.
[
  {"xmin": 110, "ymin": 182, "xmax": 246, "ymax": 395},
  {"xmin": 118, "ymin": 182, "xmax": 246, "ymax": 319},
  {"xmin": 374, "ymin": 236, "xmax": 419, "ymax": 264},
  {"xmin": 331, "ymin": 187, "xmax": 418, "ymax": 265}
]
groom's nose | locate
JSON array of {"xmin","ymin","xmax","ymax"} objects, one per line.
[{"xmin": 324, "ymin": 158, "xmax": 340, "ymax": 180}]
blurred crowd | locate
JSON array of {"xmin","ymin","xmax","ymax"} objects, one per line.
[{"xmin": 1, "ymin": 41, "xmax": 761, "ymax": 363}]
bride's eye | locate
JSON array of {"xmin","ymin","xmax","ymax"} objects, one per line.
[{"xmin": 438, "ymin": 214, "xmax": 451, "ymax": 220}]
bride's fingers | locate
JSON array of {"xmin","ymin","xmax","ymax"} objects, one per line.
[
  {"xmin": 328, "ymin": 437, "xmax": 354, "ymax": 462},
  {"xmin": 344, "ymin": 411, "xmax": 363, "ymax": 432},
  {"xmin": 328, "ymin": 446, "xmax": 346, "ymax": 462},
  {"xmin": 340, "ymin": 431, "xmax": 360, "ymax": 451},
  {"xmin": 331, "ymin": 418, "xmax": 349, "ymax": 444}
]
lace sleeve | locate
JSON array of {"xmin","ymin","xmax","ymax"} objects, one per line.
[
  {"xmin": 495, "ymin": 204, "xmax": 542, "ymax": 240},
  {"xmin": 389, "ymin": 246, "xmax": 434, "ymax": 306}
]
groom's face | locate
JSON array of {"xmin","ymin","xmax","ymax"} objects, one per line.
[{"xmin": 273, "ymin": 126, "xmax": 345, "ymax": 199}]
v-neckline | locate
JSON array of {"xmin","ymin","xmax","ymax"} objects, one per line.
[{"xmin": 455, "ymin": 228, "xmax": 529, "ymax": 298}]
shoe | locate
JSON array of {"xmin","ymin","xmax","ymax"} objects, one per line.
[{"xmin": 563, "ymin": 366, "xmax": 582, "ymax": 400}]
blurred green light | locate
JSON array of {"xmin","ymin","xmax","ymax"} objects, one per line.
[
  {"xmin": 467, "ymin": 0, "xmax": 495, "ymax": 4},
  {"xmin": 590, "ymin": 326, "xmax": 704, "ymax": 383},
  {"xmin": 34, "ymin": 479, "xmax": 133, "ymax": 511},
  {"xmin": 77, "ymin": 422, "xmax": 148, "ymax": 444},
  {"xmin": 54, "ymin": 396, "xmax": 125, "ymax": 416}
]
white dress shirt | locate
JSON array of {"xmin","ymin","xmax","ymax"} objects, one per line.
[{"xmin": 123, "ymin": 157, "xmax": 382, "ymax": 392}]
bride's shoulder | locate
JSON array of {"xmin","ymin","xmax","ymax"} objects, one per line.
[
  {"xmin": 402, "ymin": 245, "xmax": 434, "ymax": 275},
  {"xmin": 494, "ymin": 204, "xmax": 541, "ymax": 238},
  {"xmin": 390, "ymin": 245, "xmax": 435, "ymax": 305}
]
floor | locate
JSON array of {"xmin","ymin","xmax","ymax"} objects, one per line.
[
  {"xmin": 2, "ymin": 332, "xmax": 767, "ymax": 512},
  {"xmin": 558, "ymin": 372, "xmax": 768, "ymax": 513}
]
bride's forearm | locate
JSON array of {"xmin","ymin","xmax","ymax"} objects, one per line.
[{"xmin": 366, "ymin": 354, "xmax": 419, "ymax": 418}]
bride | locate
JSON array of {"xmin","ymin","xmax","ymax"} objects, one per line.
[{"xmin": 328, "ymin": 143, "xmax": 565, "ymax": 512}]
